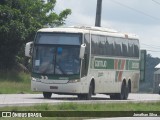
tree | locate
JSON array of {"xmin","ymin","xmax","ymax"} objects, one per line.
[
  {"xmin": 140, "ymin": 54, "xmax": 160, "ymax": 92},
  {"xmin": 0, "ymin": 0, "xmax": 71, "ymax": 69}
]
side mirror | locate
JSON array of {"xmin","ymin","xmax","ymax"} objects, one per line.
[
  {"xmin": 25, "ymin": 42, "xmax": 33, "ymax": 57},
  {"xmin": 79, "ymin": 44, "xmax": 86, "ymax": 59}
]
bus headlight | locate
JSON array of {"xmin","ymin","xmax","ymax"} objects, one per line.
[
  {"xmin": 32, "ymin": 77, "xmax": 36, "ymax": 81},
  {"xmin": 32, "ymin": 77, "xmax": 41, "ymax": 82},
  {"xmin": 68, "ymin": 79, "xmax": 80, "ymax": 83}
]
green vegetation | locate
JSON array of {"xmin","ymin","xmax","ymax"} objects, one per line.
[
  {"xmin": 1, "ymin": 102, "xmax": 160, "ymax": 111},
  {"xmin": 140, "ymin": 54, "xmax": 160, "ymax": 93},
  {"xmin": 0, "ymin": 71, "xmax": 31, "ymax": 94},
  {"xmin": 0, "ymin": 0, "xmax": 71, "ymax": 70}
]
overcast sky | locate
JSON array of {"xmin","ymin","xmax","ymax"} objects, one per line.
[{"xmin": 55, "ymin": 0, "xmax": 160, "ymax": 58}]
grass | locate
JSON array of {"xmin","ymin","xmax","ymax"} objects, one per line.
[
  {"xmin": 1, "ymin": 102, "xmax": 160, "ymax": 111},
  {"xmin": 0, "ymin": 71, "xmax": 32, "ymax": 94}
]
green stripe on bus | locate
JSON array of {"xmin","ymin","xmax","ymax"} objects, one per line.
[
  {"xmin": 94, "ymin": 58, "xmax": 114, "ymax": 69},
  {"xmin": 93, "ymin": 58, "xmax": 139, "ymax": 70},
  {"xmin": 128, "ymin": 60, "xmax": 140, "ymax": 70}
]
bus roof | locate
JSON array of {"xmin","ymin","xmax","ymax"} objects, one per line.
[{"xmin": 38, "ymin": 26, "xmax": 139, "ymax": 39}]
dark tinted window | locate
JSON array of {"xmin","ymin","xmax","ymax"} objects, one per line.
[
  {"xmin": 128, "ymin": 40, "xmax": 134, "ymax": 57},
  {"xmin": 133, "ymin": 40, "xmax": 139, "ymax": 57},
  {"xmin": 36, "ymin": 33, "xmax": 81, "ymax": 45},
  {"xmin": 91, "ymin": 35, "xmax": 107, "ymax": 55},
  {"xmin": 114, "ymin": 38, "xmax": 122, "ymax": 56},
  {"xmin": 107, "ymin": 37, "xmax": 115, "ymax": 56},
  {"xmin": 122, "ymin": 39, "xmax": 128, "ymax": 56},
  {"xmin": 91, "ymin": 34, "xmax": 139, "ymax": 58}
]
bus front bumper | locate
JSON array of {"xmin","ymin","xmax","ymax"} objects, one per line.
[{"xmin": 31, "ymin": 80, "xmax": 87, "ymax": 94}]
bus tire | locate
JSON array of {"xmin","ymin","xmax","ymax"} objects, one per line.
[
  {"xmin": 77, "ymin": 82, "xmax": 93, "ymax": 100},
  {"xmin": 124, "ymin": 85, "xmax": 129, "ymax": 100},
  {"xmin": 119, "ymin": 82, "xmax": 129, "ymax": 100},
  {"xmin": 86, "ymin": 82, "xmax": 93, "ymax": 100},
  {"xmin": 115, "ymin": 82, "xmax": 127, "ymax": 100},
  {"xmin": 128, "ymin": 80, "xmax": 131, "ymax": 93},
  {"xmin": 117, "ymin": 82, "xmax": 125, "ymax": 100},
  {"xmin": 43, "ymin": 92, "xmax": 52, "ymax": 99}
]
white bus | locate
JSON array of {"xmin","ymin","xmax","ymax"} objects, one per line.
[{"xmin": 25, "ymin": 26, "xmax": 140, "ymax": 100}]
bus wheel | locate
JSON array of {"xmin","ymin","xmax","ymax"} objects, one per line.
[
  {"xmin": 77, "ymin": 82, "xmax": 93, "ymax": 100},
  {"xmin": 128, "ymin": 80, "xmax": 131, "ymax": 93},
  {"xmin": 124, "ymin": 85, "xmax": 129, "ymax": 100},
  {"xmin": 43, "ymin": 92, "xmax": 52, "ymax": 99},
  {"xmin": 86, "ymin": 82, "xmax": 93, "ymax": 100},
  {"xmin": 119, "ymin": 82, "xmax": 129, "ymax": 100},
  {"xmin": 115, "ymin": 82, "xmax": 127, "ymax": 100}
]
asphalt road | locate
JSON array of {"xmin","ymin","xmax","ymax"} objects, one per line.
[{"xmin": 0, "ymin": 93, "xmax": 160, "ymax": 107}]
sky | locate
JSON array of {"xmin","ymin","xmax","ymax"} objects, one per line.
[{"xmin": 55, "ymin": 0, "xmax": 160, "ymax": 58}]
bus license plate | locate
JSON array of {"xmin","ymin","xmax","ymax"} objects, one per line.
[{"xmin": 50, "ymin": 86, "xmax": 58, "ymax": 89}]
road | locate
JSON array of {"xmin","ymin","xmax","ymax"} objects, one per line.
[{"xmin": 0, "ymin": 93, "xmax": 160, "ymax": 107}]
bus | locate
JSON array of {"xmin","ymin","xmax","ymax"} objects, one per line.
[{"xmin": 25, "ymin": 26, "xmax": 140, "ymax": 100}]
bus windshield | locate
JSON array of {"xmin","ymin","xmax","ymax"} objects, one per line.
[
  {"xmin": 35, "ymin": 33, "xmax": 81, "ymax": 45},
  {"xmin": 33, "ymin": 46, "xmax": 80, "ymax": 75},
  {"xmin": 33, "ymin": 33, "xmax": 81, "ymax": 75}
]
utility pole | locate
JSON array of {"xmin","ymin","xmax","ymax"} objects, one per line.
[{"xmin": 95, "ymin": 0, "xmax": 102, "ymax": 27}]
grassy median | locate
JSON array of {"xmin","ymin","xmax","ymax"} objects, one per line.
[
  {"xmin": 1, "ymin": 102, "xmax": 160, "ymax": 111},
  {"xmin": 0, "ymin": 71, "xmax": 31, "ymax": 94}
]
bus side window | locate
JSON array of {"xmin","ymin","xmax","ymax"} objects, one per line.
[
  {"xmin": 122, "ymin": 39, "xmax": 128, "ymax": 57},
  {"xmin": 114, "ymin": 38, "xmax": 122, "ymax": 57},
  {"xmin": 128, "ymin": 41, "xmax": 134, "ymax": 57},
  {"xmin": 107, "ymin": 37, "xmax": 115, "ymax": 56},
  {"xmin": 105, "ymin": 37, "xmax": 109, "ymax": 55},
  {"xmin": 134, "ymin": 40, "xmax": 139, "ymax": 58},
  {"xmin": 91, "ymin": 35, "xmax": 97, "ymax": 55},
  {"xmin": 99, "ymin": 35, "xmax": 106, "ymax": 55}
]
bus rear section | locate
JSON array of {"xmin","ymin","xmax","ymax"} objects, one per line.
[{"xmin": 88, "ymin": 31, "xmax": 140, "ymax": 100}]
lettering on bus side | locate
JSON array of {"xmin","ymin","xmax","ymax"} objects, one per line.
[
  {"xmin": 132, "ymin": 62, "xmax": 139, "ymax": 69},
  {"xmin": 128, "ymin": 60, "xmax": 140, "ymax": 70},
  {"xmin": 94, "ymin": 58, "xmax": 107, "ymax": 69}
]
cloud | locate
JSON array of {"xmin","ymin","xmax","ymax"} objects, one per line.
[
  {"xmin": 55, "ymin": 0, "xmax": 160, "ymax": 57},
  {"xmin": 102, "ymin": 0, "xmax": 160, "ymax": 25},
  {"xmin": 55, "ymin": 0, "xmax": 160, "ymax": 26}
]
